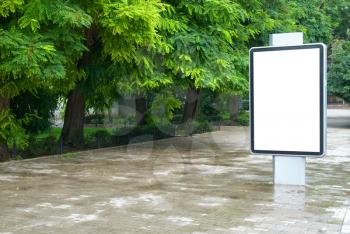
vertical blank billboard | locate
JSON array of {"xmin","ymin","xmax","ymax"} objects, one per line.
[{"xmin": 250, "ymin": 44, "xmax": 326, "ymax": 156}]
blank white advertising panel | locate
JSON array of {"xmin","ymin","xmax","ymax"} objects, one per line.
[{"xmin": 250, "ymin": 44, "xmax": 326, "ymax": 156}]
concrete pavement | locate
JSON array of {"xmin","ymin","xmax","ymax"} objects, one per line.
[{"xmin": 328, "ymin": 108, "xmax": 350, "ymax": 128}]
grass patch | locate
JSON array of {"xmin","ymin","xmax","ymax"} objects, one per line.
[
  {"xmin": 13, "ymin": 155, "xmax": 23, "ymax": 160},
  {"xmin": 60, "ymin": 152, "xmax": 78, "ymax": 159},
  {"xmin": 36, "ymin": 128, "xmax": 62, "ymax": 140},
  {"xmin": 35, "ymin": 127, "xmax": 114, "ymax": 140}
]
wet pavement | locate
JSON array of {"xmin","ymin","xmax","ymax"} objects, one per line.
[
  {"xmin": 328, "ymin": 108, "xmax": 350, "ymax": 128},
  {"xmin": 0, "ymin": 109, "xmax": 350, "ymax": 234}
]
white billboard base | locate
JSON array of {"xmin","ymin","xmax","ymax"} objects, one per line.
[
  {"xmin": 270, "ymin": 32, "xmax": 306, "ymax": 186},
  {"xmin": 273, "ymin": 156, "xmax": 305, "ymax": 185}
]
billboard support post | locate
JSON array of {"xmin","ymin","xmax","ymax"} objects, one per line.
[{"xmin": 270, "ymin": 32, "xmax": 306, "ymax": 186}]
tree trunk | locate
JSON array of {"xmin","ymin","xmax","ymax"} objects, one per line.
[
  {"xmin": 60, "ymin": 88, "xmax": 85, "ymax": 147},
  {"xmin": 0, "ymin": 97, "xmax": 10, "ymax": 161},
  {"xmin": 60, "ymin": 27, "xmax": 97, "ymax": 147},
  {"xmin": 108, "ymin": 108, "xmax": 113, "ymax": 125},
  {"xmin": 182, "ymin": 87, "xmax": 201, "ymax": 123},
  {"xmin": 229, "ymin": 96, "xmax": 240, "ymax": 125},
  {"xmin": 135, "ymin": 94, "xmax": 147, "ymax": 126}
]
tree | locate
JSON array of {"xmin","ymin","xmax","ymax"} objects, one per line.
[
  {"xmin": 58, "ymin": 0, "xmax": 168, "ymax": 145},
  {"xmin": 291, "ymin": 0, "xmax": 334, "ymax": 44},
  {"xmin": 0, "ymin": 0, "xmax": 92, "ymax": 160},
  {"xmin": 320, "ymin": 0, "xmax": 350, "ymax": 102},
  {"xmin": 324, "ymin": 0, "xmax": 350, "ymax": 40},
  {"xmin": 86, "ymin": 3, "xmax": 180, "ymax": 128},
  {"xmin": 163, "ymin": 0, "xmax": 301, "ymax": 123},
  {"xmin": 161, "ymin": 1, "xmax": 250, "ymax": 122},
  {"xmin": 328, "ymin": 39, "xmax": 350, "ymax": 102}
]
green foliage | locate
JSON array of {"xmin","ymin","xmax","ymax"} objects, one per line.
[
  {"xmin": 0, "ymin": 30, "xmax": 66, "ymax": 98},
  {"xmin": 61, "ymin": 152, "xmax": 78, "ymax": 159},
  {"xmin": 197, "ymin": 90, "xmax": 221, "ymax": 121},
  {"xmin": 59, "ymin": 0, "xmax": 171, "ymax": 127},
  {"xmin": 219, "ymin": 111, "xmax": 231, "ymax": 121},
  {"xmin": 0, "ymin": 0, "xmax": 92, "ymax": 153},
  {"xmin": 84, "ymin": 129, "xmax": 113, "ymax": 148},
  {"xmin": 291, "ymin": 0, "xmax": 333, "ymax": 44},
  {"xmin": 324, "ymin": 0, "xmax": 350, "ymax": 40},
  {"xmin": 35, "ymin": 128, "xmax": 62, "ymax": 140},
  {"xmin": 0, "ymin": 0, "xmax": 24, "ymax": 17},
  {"xmin": 237, "ymin": 110, "xmax": 249, "ymax": 126},
  {"xmin": 18, "ymin": 0, "xmax": 92, "ymax": 31},
  {"xmin": 0, "ymin": 109, "xmax": 29, "ymax": 150},
  {"xmin": 163, "ymin": 0, "xmax": 250, "ymax": 93},
  {"xmin": 149, "ymin": 92, "xmax": 181, "ymax": 124},
  {"xmin": 13, "ymin": 154, "xmax": 24, "ymax": 160},
  {"xmin": 328, "ymin": 39, "xmax": 350, "ymax": 102},
  {"xmin": 0, "ymin": 0, "xmax": 92, "ymax": 98},
  {"xmin": 239, "ymin": 0, "xmax": 300, "ymax": 47},
  {"xmin": 84, "ymin": 129, "xmax": 114, "ymax": 148},
  {"xmin": 24, "ymin": 134, "xmax": 58, "ymax": 156},
  {"xmin": 11, "ymin": 89, "xmax": 58, "ymax": 133},
  {"xmin": 191, "ymin": 120, "xmax": 213, "ymax": 134},
  {"xmin": 99, "ymin": 0, "xmax": 165, "ymax": 62},
  {"xmin": 241, "ymin": 98, "xmax": 249, "ymax": 110}
]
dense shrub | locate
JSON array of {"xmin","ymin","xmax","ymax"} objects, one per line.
[
  {"xmin": 11, "ymin": 89, "xmax": 58, "ymax": 134},
  {"xmin": 85, "ymin": 129, "xmax": 113, "ymax": 148},
  {"xmin": 218, "ymin": 111, "xmax": 231, "ymax": 121},
  {"xmin": 241, "ymin": 98, "xmax": 250, "ymax": 111},
  {"xmin": 237, "ymin": 110, "xmax": 249, "ymax": 126},
  {"xmin": 191, "ymin": 120, "xmax": 213, "ymax": 134},
  {"xmin": 17, "ymin": 134, "xmax": 58, "ymax": 159}
]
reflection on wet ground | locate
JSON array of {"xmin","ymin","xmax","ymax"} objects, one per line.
[{"xmin": 0, "ymin": 125, "xmax": 349, "ymax": 233}]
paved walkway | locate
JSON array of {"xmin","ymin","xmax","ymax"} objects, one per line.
[
  {"xmin": 328, "ymin": 108, "xmax": 350, "ymax": 128},
  {"xmin": 0, "ymin": 111, "xmax": 350, "ymax": 233}
]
